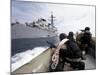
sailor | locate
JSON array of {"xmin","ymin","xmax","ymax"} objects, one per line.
[
  {"xmin": 80, "ymin": 27, "xmax": 91, "ymax": 46},
  {"xmin": 79, "ymin": 27, "xmax": 95, "ymax": 58},
  {"xmin": 50, "ymin": 33, "xmax": 69, "ymax": 71},
  {"xmin": 52, "ymin": 32, "xmax": 85, "ymax": 71},
  {"xmin": 59, "ymin": 33, "xmax": 69, "ymax": 70}
]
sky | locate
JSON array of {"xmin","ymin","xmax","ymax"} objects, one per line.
[{"xmin": 12, "ymin": 0, "xmax": 95, "ymax": 37}]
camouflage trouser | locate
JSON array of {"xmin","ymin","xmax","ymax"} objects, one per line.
[
  {"xmin": 70, "ymin": 61, "xmax": 85, "ymax": 70},
  {"xmin": 60, "ymin": 58, "xmax": 85, "ymax": 70}
]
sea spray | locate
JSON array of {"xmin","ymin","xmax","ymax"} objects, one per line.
[{"xmin": 11, "ymin": 46, "xmax": 48, "ymax": 72}]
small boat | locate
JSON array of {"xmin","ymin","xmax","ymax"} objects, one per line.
[{"xmin": 12, "ymin": 46, "xmax": 96, "ymax": 74}]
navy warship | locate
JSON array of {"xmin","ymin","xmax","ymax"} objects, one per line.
[{"xmin": 11, "ymin": 13, "xmax": 58, "ymax": 56}]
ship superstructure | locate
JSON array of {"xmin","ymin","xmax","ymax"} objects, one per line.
[{"xmin": 11, "ymin": 13, "xmax": 58, "ymax": 39}]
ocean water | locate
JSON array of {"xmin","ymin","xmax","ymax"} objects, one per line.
[{"xmin": 11, "ymin": 36, "xmax": 58, "ymax": 56}]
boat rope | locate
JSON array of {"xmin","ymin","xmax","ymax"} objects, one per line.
[{"xmin": 51, "ymin": 38, "xmax": 68, "ymax": 70}]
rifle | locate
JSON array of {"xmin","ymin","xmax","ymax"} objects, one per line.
[{"xmin": 46, "ymin": 41, "xmax": 56, "ymax": 48}]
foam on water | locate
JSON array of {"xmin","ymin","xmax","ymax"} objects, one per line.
[{"xmin": 11, "ymin": 46, "xmax": 48, "ymax": 72}]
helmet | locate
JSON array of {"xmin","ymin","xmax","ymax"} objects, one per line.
[
  {"xmin": 68, "ymin": 32, "xmax": 74, "ymax": 38},
  {"xmin": 59, "ymin": 33, "xmax": 67, "ymax": 41},
  {"xmin": 85, "ymin": 27, "xmax": 90, "ymax": 31},
  {"xmin": 67, "ymin": 32, "xmax": 74, "ymax": 40}
]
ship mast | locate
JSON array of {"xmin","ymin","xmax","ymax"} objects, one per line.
[{"xmin": 50, "ymin": 11, "xmax": 56, "ymax": 27}]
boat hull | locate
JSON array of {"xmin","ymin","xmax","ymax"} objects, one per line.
[
  {"xmin": 12, "ymin": 48, "xmax": 52, "ymax": 74},
  {"xmin": 12, "ymin": 46, "xmax": 96, "ymax": 74}
]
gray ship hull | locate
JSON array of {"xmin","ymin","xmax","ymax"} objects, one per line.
[{"xmin": 11, "ymin": 24, "xmax": 57, "ymax": 39}]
